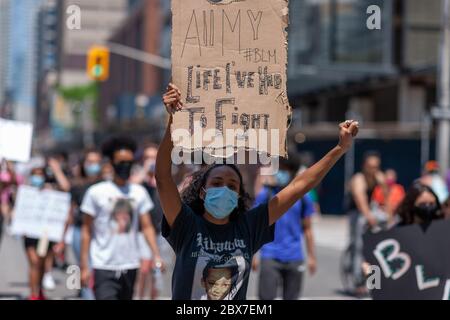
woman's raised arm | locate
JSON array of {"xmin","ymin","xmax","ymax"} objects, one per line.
[
  {"xmin": 155, "ymin": 84, "xmax": 183, "ymax": 227},
  {"xmin": 268, "ymin": 120, "xmax": 359, "ymax": 225}
]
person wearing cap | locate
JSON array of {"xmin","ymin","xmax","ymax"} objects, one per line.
[{"xmin": 419, "ymin": 161, "xmax": 449, "ymax": 204}]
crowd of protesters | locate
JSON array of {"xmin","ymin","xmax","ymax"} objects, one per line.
[{"xmin": 0, "ymin": 86, "xmax": 449, "ymax": 301}]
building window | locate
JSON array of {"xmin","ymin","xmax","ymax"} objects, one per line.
[{"xmin": 289, "ymin": 0, "xmax": 391, "ymax": 71}]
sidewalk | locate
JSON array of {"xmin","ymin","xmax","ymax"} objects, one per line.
[{"xmin": 312, "ymin": 214, "xmax": 349, "ymax": 251}]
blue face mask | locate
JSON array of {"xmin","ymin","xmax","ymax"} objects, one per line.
[
  {"xmin": 30, "ymin": 175, "xmax": 45, "ymax": 188},
  {"xmin": 85, "ymin": 163, "xmax": 101, "ymax": 177},
  {"xmin": 275, "ymin": 170, "xmax": 291, "ymax": 186},
  {"xmin": 203, "ymin": 186, "xmax": 239, "ymax": 220}
]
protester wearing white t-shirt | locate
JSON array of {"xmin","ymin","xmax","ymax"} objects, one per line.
[{"xmin": 80, "ymin": 136, "xmax": 164, "ymax": 300}]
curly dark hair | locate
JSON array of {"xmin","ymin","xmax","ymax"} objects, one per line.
[
  {"xmin": 101, "ymin": 136, "xmax": 137, "ymax": 161},
  {"xmin": 396, "ymin": 182, "xmax": 443, "ymax": 225},
  {"xmin": 181, "ymin": 164, "xmax": 251, "ymax": 221}
]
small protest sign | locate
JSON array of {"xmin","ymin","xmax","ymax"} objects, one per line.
[{"xmin": 10, "ymin": 185, "xmax": 71, "ymax": 242}]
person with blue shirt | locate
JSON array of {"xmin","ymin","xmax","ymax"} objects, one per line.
[{"xmin": 253, "ymin": 159, "xmax": 317, "ymax": 300}]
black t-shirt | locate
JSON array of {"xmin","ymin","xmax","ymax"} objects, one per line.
[
  {"xmin": 71, "ymin": 182, "xmax": 96, "ymax": 227},
  {"xmin": 162, "ymin": 202, "xmax": 274, "ymax": 300},
  {"xmin": 142, "ymin": 183, "xmax": 163, "ymax": 234},
  {"xmin": 347, "ymin": 176, "xmax": 377, "ymax": 212}
]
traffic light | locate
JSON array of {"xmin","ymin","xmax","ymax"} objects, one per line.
[{"xmin": 87, "ymin": 46, "xmax": 110, "ymax": 81}]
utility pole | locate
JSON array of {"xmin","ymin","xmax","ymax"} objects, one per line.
[
  {"xmin": 434, "ymin": 0, "xmax": 450, "ymax": 177},
  {"xmin": 421, "ymin": 113, "xmax": 431, "ymax": 168},
  {"xmin": 343, "ymin": 110, "xmax": 361, "ymax": 195}
]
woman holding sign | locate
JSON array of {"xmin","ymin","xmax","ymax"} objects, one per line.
[
  {"xmin": 156, "ymin": 83, "xmax": 359, "ymax": 300},
  {"xmin": 23, "ymin": 167, "xmax": 57, "ymax": 300}
]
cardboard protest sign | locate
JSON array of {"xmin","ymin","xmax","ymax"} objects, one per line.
[
  {"xmin": 0, "ymin": 118, "xmax": 33, "ymax": 162},
  {"xmin": 171, "ymin": 0, "xmax": 291, "ymax": 158},
  {"xmin": 363, "ymin": 219, "xmax": 450, "ymax": 300},
  {"xmin": 10, "ymin": 185, "xmax": 71, "ymax": 242}
]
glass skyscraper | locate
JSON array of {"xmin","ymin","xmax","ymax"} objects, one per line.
[
  {"xmin": 6, "ymin": 0, "xmax": 43, "ymax": 122},
  {"xmin": 0, "ymin": 0, "xmax": 10, "ymax": 111}
]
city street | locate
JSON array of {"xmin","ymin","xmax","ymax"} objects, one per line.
[
  {"xmin": 0, "ymin": 215, "xmax": 354, "ymax": 300},
  {"xmin": 1, "ymin": 0, "xmax": 450, "ymax": 303}
]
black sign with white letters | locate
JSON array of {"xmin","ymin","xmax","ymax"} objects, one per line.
[{"xmin": 363, "ymin": 219, "xmax": 450, "ymax": 300}]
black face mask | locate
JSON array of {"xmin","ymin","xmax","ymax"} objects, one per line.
[
  {"xmin": 412, "ymin": 203, "xmax": 439, "ymax": 222},
  {"xmin": 113, "ymin": 161, "xmax": 133, "ymax": 181}
]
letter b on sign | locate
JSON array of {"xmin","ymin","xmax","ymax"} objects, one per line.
[{"xmin": 373, "ymin": 239, "xmax": 411, "ymax": 280}]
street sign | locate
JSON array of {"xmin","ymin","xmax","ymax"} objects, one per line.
[{"xmin": 431, "ymin": 107, "xmax": 450, "ymax": 120}]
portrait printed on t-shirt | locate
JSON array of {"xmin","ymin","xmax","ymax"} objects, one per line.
[
  {"xmin": 109, "ymin": 197, "xmax": 136, "ymax": 234},
  {"xmin": 201, "ymin": 257, "xmax": 238, "ymax": 300},
  {"xmin": 190, "ymin": 249, "xmax": 247, "ymax": 300}
]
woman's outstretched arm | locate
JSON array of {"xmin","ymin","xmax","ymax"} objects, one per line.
[{"xmin": 268, "ymin": 121, "xmax": 359, "ymax": 226}]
